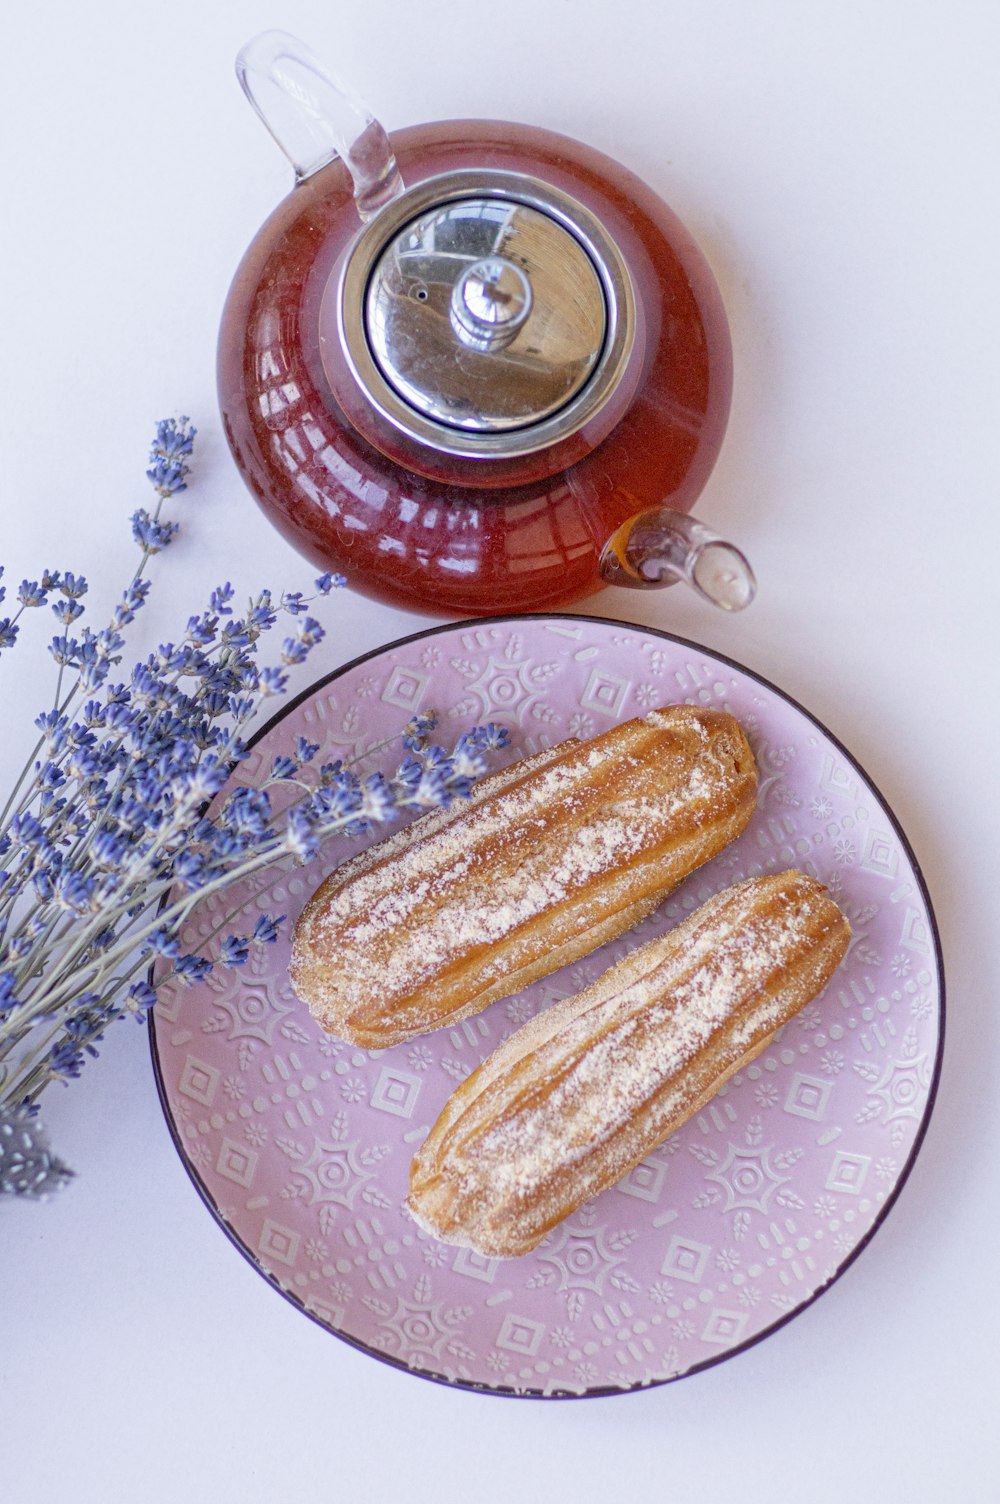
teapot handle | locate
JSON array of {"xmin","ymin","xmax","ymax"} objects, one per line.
[
  {"xmin": 236, "ymin": 30, "xmax": 403, "ymax": 220},
  {"xmin": 599, "ymin": 507, "xmax": 756, "ymax": 611}
]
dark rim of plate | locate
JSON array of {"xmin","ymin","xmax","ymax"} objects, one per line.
[{"xmin": 148, "ymin": 611, "xmax": 946, "ymax": 1401}]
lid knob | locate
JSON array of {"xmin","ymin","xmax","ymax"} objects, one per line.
[{"xmin": 449, "ymin": 257, "xmax": 534, "ymax": 352}]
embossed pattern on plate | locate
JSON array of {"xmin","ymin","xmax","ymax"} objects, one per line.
[{"xmin": 150, "ymin": 616, "xmax": 943, "ymax": 1397}]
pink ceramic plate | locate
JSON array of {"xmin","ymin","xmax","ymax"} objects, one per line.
[{"xmin": 150, "ymin": 615, "xmax": 943, "ymax": 1397}]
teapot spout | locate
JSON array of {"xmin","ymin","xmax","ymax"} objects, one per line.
[
  {"xmin": 236, "ymin": 30, "xmax": 404, "ymax": 219},
  {"xmin": 600, "ymin": 506, "xmax": 756, "ymax": 611}
]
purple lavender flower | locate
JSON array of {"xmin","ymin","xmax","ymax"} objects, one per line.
[
  {"xmin": 360, "ymin": 774, "xmax": 397, "ymax": 823},
  {"xmin": 257, "ymin": 665, "xmax": 288, "ymax": 696},
  {"xmin": 130, "ymin": 509, "xmax": 179, "ymax": 554},
  {"xmin": 284, "ymin": 804, "xmax": 320, "ymax": 862},
  {"xmin": 142, "ymin": 928, "xmax": 181, "ymax": 960},
  {"xmin": 127, "ymin": 982, "xmax": 158, "ymax": 1012},
  {"xmin": 219, "ymin": 935, "xmax": 250, "ymax": 968},
  {"xmin": 173, "ymin": 955, "xmax": 213, "ymax": 987},
  {"xmin": 402, "ymin": 712, "xmax": 438, "ymax": 751},
  {"xmin": 313, "ymin": 572, "xmax": 346, "ymax": 594},
  {"xmin": 209, "ymin": 583, "xmax": 235, "ymax": 615},
  {"xmin": 18, "ymin": 580, "xmax": 48, "ymax": 608},
  {"xmin": 0, "ymin": 971, "xmax": 19, "ymax": 1017},
  {"xmin": 252, "ymin": 914, "xmax": 284, "ymax": 945},
  {"xmin": 58, "ymin": 572, "xmax": 88, "ymax": 601},
  {"xmin": 146, "ymin": 417, "xmax": 196, "ymax": 498},
  {"xmin": 472, "ymin": 722, "xmax": 509, "ymax": 751},
  {"xmin": 52, "ymin": 868, "xmax": 95, "ymax": 914}
]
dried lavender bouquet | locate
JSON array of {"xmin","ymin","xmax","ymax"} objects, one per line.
[{"xmin": 0, "ymin": 420, "xmax": 506, "ymax": 1197}]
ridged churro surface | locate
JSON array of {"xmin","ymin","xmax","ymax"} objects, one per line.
[
  {"xmin": 407, "ymin": 870, "xmax": 851, "ymax": 1258},
  {"xmin": 289, "ymin": 706, "xmax": 758, "ymax": 1047}
]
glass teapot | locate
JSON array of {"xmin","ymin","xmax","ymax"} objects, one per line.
[{"xmin": 218, "ymin": 31, "xmax": 755, "ymax": 618}]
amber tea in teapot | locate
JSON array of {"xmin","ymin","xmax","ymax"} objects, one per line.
[{"xmin": 218, "ymin": 32, "xmax": 754, "ymax": 617}]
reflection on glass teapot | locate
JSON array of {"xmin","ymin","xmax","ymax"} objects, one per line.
[{"xmin": 218, "ymin": 31, "xmax": 755, "ymax": 617}]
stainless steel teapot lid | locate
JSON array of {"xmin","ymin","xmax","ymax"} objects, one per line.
[{"xmin": 336, "ymin": 170, "xmax": 635, "ymax": 459}]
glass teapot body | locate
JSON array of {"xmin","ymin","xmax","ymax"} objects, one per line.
[{"xmin": 219, "ymin": 117, "xmax": 734, "ymax": 617}]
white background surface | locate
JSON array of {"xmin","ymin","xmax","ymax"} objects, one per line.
[{"xmin": 1, "ymin": 2, "xmax": 997, "ymax": 1500}]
